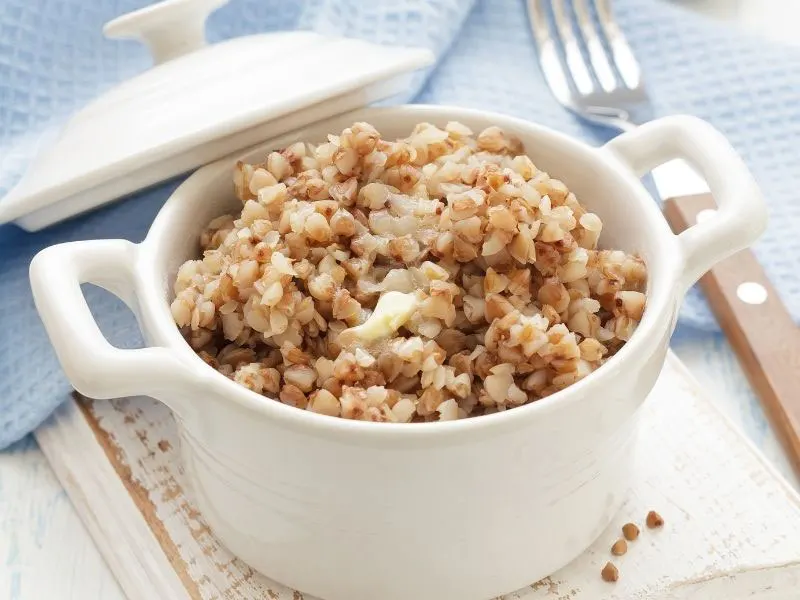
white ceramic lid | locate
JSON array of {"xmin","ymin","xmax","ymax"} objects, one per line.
[{"xmin": 0, "ymin": 0, "xmax": 434, "ymax": 231}]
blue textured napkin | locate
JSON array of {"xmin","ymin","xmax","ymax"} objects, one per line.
[{"xmin": 1, "ymin": 0, "xmax": 798, "ymax": 449}]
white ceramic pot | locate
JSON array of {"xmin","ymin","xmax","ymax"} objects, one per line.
[{"xmin": 30, "ymin": 106, "xmax": 765, "ymax": 600}]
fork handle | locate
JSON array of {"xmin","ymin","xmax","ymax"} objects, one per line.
[{"xmin": 664, "ymin": 193, "xmax": 800, "ymax": 479}]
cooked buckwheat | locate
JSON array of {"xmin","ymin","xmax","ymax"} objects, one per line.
[{"xmin": 172, "ymin": 121, "xmax": 647, "ymax": 422}]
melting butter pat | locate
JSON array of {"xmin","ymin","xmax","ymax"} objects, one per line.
[{"xmin": 338, "ymin": 291, "xmax": 420, "ymax": 346}]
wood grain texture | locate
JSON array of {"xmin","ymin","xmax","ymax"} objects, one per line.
[
  {"xmin": 76, "ymin": 397, "xmax": 203, "ymax": 600},
  {"xmin": 34, "ymin": 353, "xmax": 800, "ymax": 600},
  {"xmin": 665, "ymin": 194, "xmax": 800, "ymax": 478},
  {"xmin": 0, "ymin": 435, "xmax": 125, "ymax": 600},
  {"xmin": 33, "ymin": 400, "xmax": 191, "ymax": 600},
  {"xmin": 670, "ymin": 330, "xmax": 799, "ymax": 487},
  {"xmin": 651, "ymin": 561, "xmax": 800, "ymax": 600}
]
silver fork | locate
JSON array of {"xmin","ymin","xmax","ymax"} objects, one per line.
[{"xmin": 526, "ymin": 0, "xmax": 707, "ymax": 199}]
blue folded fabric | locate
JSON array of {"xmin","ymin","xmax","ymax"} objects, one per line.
[{"xmin": 1, "ymin": 0, "xmax": 797, "ymax": 448}]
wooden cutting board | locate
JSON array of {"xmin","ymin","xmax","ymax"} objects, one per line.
[{"xmin": 33, "ymin": 352, "xmax": 800, "ymax": 600}]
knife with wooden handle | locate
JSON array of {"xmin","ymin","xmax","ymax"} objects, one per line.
[{"xmin": 663, "ymin": 189, "xmax": 800, "ymax": 479}]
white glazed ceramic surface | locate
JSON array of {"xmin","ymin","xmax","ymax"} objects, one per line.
[{"xmin": 30, "ymin": 106, "xmax": 766, "ymax": 600}]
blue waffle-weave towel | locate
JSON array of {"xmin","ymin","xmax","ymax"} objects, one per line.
[{"xmin": 1, "ymin": 0, "xmax": 798, "ymax": 448}]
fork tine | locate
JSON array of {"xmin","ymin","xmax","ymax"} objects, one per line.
[
  {"xmin": 528, "ymin": 0, "xmax": 649, "ymax": 130},
  {"xmin": 527, "ymin": 0, "xmax": 575, "ymax": 106},
  {"xmin": 551, "ymin": 0, "xmax": 595, "ymax": 96},
  {"xmin": 594, "ymin": 0, "xmax": 642, "ymax": 90},
  {"xmin": 573, "ymin": 0, "xmax": 617, "ymax": 93}
]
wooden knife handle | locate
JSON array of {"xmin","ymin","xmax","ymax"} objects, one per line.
[{"xmin": 664, "ymin": 193, "xmax": 800, "ymax": 478}]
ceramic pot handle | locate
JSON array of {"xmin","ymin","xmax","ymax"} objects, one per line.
[
  {"xmin": 604, "ymin": 115, "xmax": 767, "ymax": 295},
  {"xmin": 30, "ymin": 239, "xmax": 196, "ymax": 406},
  {"xmin": 104, "ymin": 0, "xmax": 230, "ymax": 65}
]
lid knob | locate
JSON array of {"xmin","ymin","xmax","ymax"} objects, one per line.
[{"xmin": 103, "ymin": 0, "xmax": 230, "ymax": 65}]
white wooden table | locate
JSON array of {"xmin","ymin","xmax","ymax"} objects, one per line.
[{"xmin": 1, "ymin": 2, "xmax": 798, "ymax": 598}]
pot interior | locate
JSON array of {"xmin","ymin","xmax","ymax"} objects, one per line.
[{"xmin": 146, "ymin": 105, "xmax": 676, "ymax": 376}]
